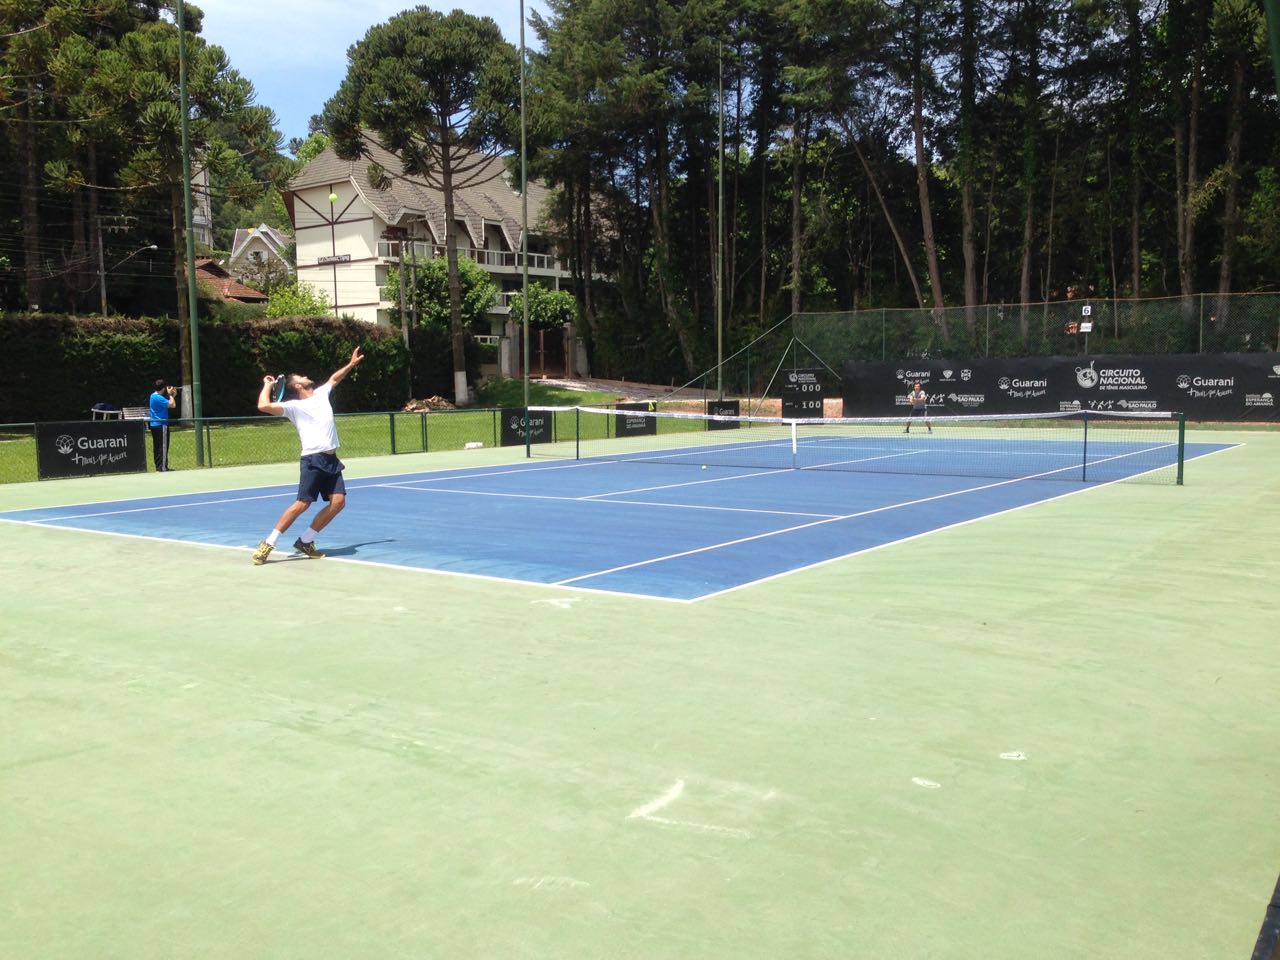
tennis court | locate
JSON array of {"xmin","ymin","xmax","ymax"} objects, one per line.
[
  {"xmin": 1, "ymin": 416, "xmax": 1277, "ymax": 960},
  {"xmin": 0, "ymin": 411, "xmax": 1237, "ymax": 601}
]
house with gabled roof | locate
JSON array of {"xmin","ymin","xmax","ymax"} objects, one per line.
[
  {"xmin": 282, "ymin": 139, "xmax": 570, "ymax": 328},
  {"xmin": 194, "ymin": 258, "xmax": 268, "ymax": 304},
  {"xmin": 227, "ymin": 223, "xmax": 293, "ymax": 285}
]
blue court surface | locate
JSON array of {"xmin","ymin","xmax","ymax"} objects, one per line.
[{"xmin": 0, "ymin": 436, "xmax": 1236, "ymax": 601}]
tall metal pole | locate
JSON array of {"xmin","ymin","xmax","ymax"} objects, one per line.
[
  {"xmin": 177, "ymin": 0, "xmax": 204, "ymax": 465},
  {"xmin": 520, "ymin": 0, "xmax": 531, "ymax": 456},
  {"xmin": 716, "ymin": 43, "xmax": 725, "ymax": 400}
]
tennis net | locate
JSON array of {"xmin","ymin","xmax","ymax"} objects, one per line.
[{"xmin": 527, "ymin": 406, "xmax": 1188, "ymax": 484}]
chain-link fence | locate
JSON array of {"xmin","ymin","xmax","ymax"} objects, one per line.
[
  {"xmin": 793, "ymin": 292, "xmax": 1280, "ymax": 362},
  {"xmin": 652, "ymin": 293, "xmax": 1280, "ymax": 413}
]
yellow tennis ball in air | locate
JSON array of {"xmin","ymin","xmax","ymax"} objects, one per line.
[{"xmin": 328, "ymin": 192, "xmax": 338, "ymax": 203}]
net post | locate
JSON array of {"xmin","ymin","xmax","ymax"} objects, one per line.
[
  {"xmin": 1081, "ymin": 411, "xmax": 1089, "ymax": 482},
  {"xmin": 1176, "ymin": 412, "xmax": 1185, "ymax": 485},
  {"xmin": 791, "ymin": 420, "xmax": 798, "ymax": 469},
  {"xmin": 389, "ymin": 412, "xmax": 397, "ymax": 455},
  {"xmin": 204, "ymin": 420, "xmax": 212, "ymax": 467},
  {"xmin": 575, "ymin": 406, "xmax": 581, "ymax": 460},
  {"xmin": 421, "ymin": 411, "xmax": 428, "ymax": 452}
]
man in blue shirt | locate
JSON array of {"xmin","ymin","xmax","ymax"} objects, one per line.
[{"xmin": 148, "ymin": 379, "xmax": 177, "ymax": 471}]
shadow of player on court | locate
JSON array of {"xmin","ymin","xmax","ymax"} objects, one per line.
[{"xmin": 317, "ymin": 539, "xmax": 397, "ymax": 557}]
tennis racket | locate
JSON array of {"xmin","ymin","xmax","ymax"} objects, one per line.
[{"xmin": 271, "ymin": 373, "xmax": 287, "ymax": 402}]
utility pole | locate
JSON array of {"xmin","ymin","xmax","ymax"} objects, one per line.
[
  {"xmin": 717, "ymin": 42, "xmax": 725, "ymax": 400},
  {"xmin": 178, "ymin": 0, "xmax": 204, "ymax": 464},
  {"xmin": 98, "ymin": 223, "xmax": 108, "ymax": 316},
  {"xmin": 520, "ymin": 0, "xmax": 531, "ymax": 456}
]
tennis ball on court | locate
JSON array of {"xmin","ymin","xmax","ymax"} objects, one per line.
[
  {"xmin": 701, "ymin": 465, "xmax": 707, "ymax": 471},
  {"xmin": 328, "ymin": 192, "xmax": 338, "ymax": 203}
]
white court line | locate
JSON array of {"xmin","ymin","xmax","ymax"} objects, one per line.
[
  {"xmin": 578, "ymin": 467, "xmax": 790, "ymax": 498},
  {"xmin": 13, "ymin": 489, "xmax": 306, "ymax": 523},
  {"xmin": 692, "ymin": 443, "xmax": 1226, "ymax": 602},
  {"xmin": 628, "ymin": 779, "xmax": 685, "ymax": 819},
  {"xmin": 554, "ymin": 443, "xmax": 1178, "ymax": 587},
  {"xmin": 380, "ymin": 483, "xmax": 840, "ymax": 519},
  {"xmin": 583, "ymin": 449, "xmax": 923, "ymax": 497},
  {"xmin": 0, "ymin": 517, "xmax": 700, "ymax": 604}
]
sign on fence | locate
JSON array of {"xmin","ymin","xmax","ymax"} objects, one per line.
[
  {"xmin": 706, "ymin": 399, "xmax": 740, "ymax": 428},
  {"xmin": 841, "ymin": 353, "xmax": 1280, "ymax": 421},
  {"xmin": 35, "ymin": 420, "xmax": 149, "ymax": 480},
  {"xmin": 615, "ymin": 402, "xmax": 657, "ymax": 438},
  {"xmin": 499, "ymin": 408, "xmax": 552, "ymax": 446}
]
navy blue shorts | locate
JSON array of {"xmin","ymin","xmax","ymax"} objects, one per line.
[
  {"xmin": 297, "ymin": 452, "xmax": 346, "ymax": 503},
  {"xmin": 909, "ymin": 405, "xmax": 928, "ymax": 417}
]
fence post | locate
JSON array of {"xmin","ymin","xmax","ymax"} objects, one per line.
[
  {"xmin": 421, "ymin": 412, "xmax": 428, "ymax": 452},
  {"xmin": 881, "ymin": 308, "xmax": 886, "ymax": 361}
]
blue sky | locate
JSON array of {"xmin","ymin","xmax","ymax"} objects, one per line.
[{"xmin": 194, "ymin": 0, "xmax": 549, "ymax": 148}]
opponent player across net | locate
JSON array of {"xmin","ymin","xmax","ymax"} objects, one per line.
[{"xmin": 904, "ymin": 381, "xmax": 931, "ymax": 434}]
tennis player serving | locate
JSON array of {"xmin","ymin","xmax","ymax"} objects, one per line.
[
  {"xmin": 904, "ymin": 381, "xmax": 932, "ymax": 434},
  {"xmin": 250, "ymin": 346, "xmax": 364, "ymax": 565}
]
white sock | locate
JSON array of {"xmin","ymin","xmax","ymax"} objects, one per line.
[
  {"xmin": 299, "ymin": 528, "xmax": 318, "ymax": 544},
  {"xmin": 265, "ymin": 529, "xmax": 282, "ymax": 546}
]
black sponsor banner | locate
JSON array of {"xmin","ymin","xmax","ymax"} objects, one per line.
[
  {"xmin": 841, "ymin": 353, "xmax": 1280, "ymax": 421},
  {"xmin": 499, "ymin": 408, "xmax": 552, "ymax": 446},
  {"xmin": 36, "ymin": 419, "xmax": 148, "ymax": 480},
  {"xmin": 615, "ymin": 402, "xmax": 657, "ymax": 438},
  {"xmin": 706, "ymin": 399, "xmax": 740, "ymax": 429},
  {"xmin": 782, "ymin": 367, "xmax": 825, "ymax": 418}
]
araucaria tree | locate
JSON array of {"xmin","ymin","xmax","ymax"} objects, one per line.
[{"xmin": 324, "ymin": 9, "xmax": 519, "ymax": 405}]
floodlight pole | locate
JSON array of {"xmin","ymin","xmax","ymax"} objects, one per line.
[
  {"xmin": 178, "ymin": 0, "xmax": 204, "ymax": 465},
  {"xmin": 716, "ymin": 43, "xmax": 725, "ymax": 400},
  {"xmin": 520, "ymin": 0, "xmax": 531, "ymax": 457}
]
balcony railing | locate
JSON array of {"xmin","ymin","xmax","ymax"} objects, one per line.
[{"xmin": 376, "ymin": 240, "xmax": 566, "ymax": 273}]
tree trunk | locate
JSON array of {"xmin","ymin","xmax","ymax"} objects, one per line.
[
  {"xmin": 651, "ymin": 131, "xmax": 696, "ymax": 373},
  {"xmin": 789, "ymin": 121, "xmax": 805, "ymax": 316},
  {"xmin": 851, "ymin": 136, "xmax": 925, "ymax": 308},
  {"xmin": 439, "ymin": 144, "xmax": 468, "ymax": 404},
  {"xmin": 171, "ymin": 183, "xmax": 193, "ymax": 392},
  {"xmin": 1125, "ymin": 0, "xmax": 1143, "ymax": 296},
  {"xmin": 1017, "ymin": 0, "xmax": 1041, "ymax": 340},
  {"xmin": 1217, "ymin": 53, "xmax": 1246, "ymax": 297},
  {"xmin": 910, "ymin": 0, "xmax": 947, "ymax": 338},
  {"xmin": 21, "ymin": 87, "xmax": 43, "ymax": 310},
  {"xmin": 959, "ymin": 0, "xmax": 979, "ymax": 331},
  {"xmin": 70, "ymin": 184, "xmax": 87, "ymax": 314},
  {"xmin": 1177, "ymin": 0, "xmax": 1208, "ymax": 296},
  {"xmin": 1043, "ymin": 130, "xmax": 1060, "ymax": 301}
]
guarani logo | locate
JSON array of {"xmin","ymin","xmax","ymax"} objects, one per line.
[
  {"xmin": 56, "ymin": 434, "xmax": 75, "ymax": 455},
  {"xmin": 998, "ymin": 376, "xmax": 1011, "ymax": 390}
]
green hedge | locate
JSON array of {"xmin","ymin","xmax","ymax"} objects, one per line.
[{"xmin": 0, "ymin": 313, "xmax": 478, "ymax": 422}]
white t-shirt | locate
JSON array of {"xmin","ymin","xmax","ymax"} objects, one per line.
[{"xmin": 280, "ymin": 382, "xmax": 340, "ymax": 455}]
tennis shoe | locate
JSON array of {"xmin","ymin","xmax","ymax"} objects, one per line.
[
  {"xmin": 293, "ymin": 538, "xmax": 325, "ymax": 559},
  {"xmin": 251, "ymin": 541, "xmax": 273, "ymax": 565}
]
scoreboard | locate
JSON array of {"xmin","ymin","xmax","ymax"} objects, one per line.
[{"xmin": 781, "ymin": 368, "xmax": 824, "ymax": 418}]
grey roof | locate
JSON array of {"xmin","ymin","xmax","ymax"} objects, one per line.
[
  {"xmin": 289, "ymin": 137, "xmax": 553, "ymax": 250},
  {"xmin": 229, "ymin": 224, "xmax": 291, "ymax": 265}
]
